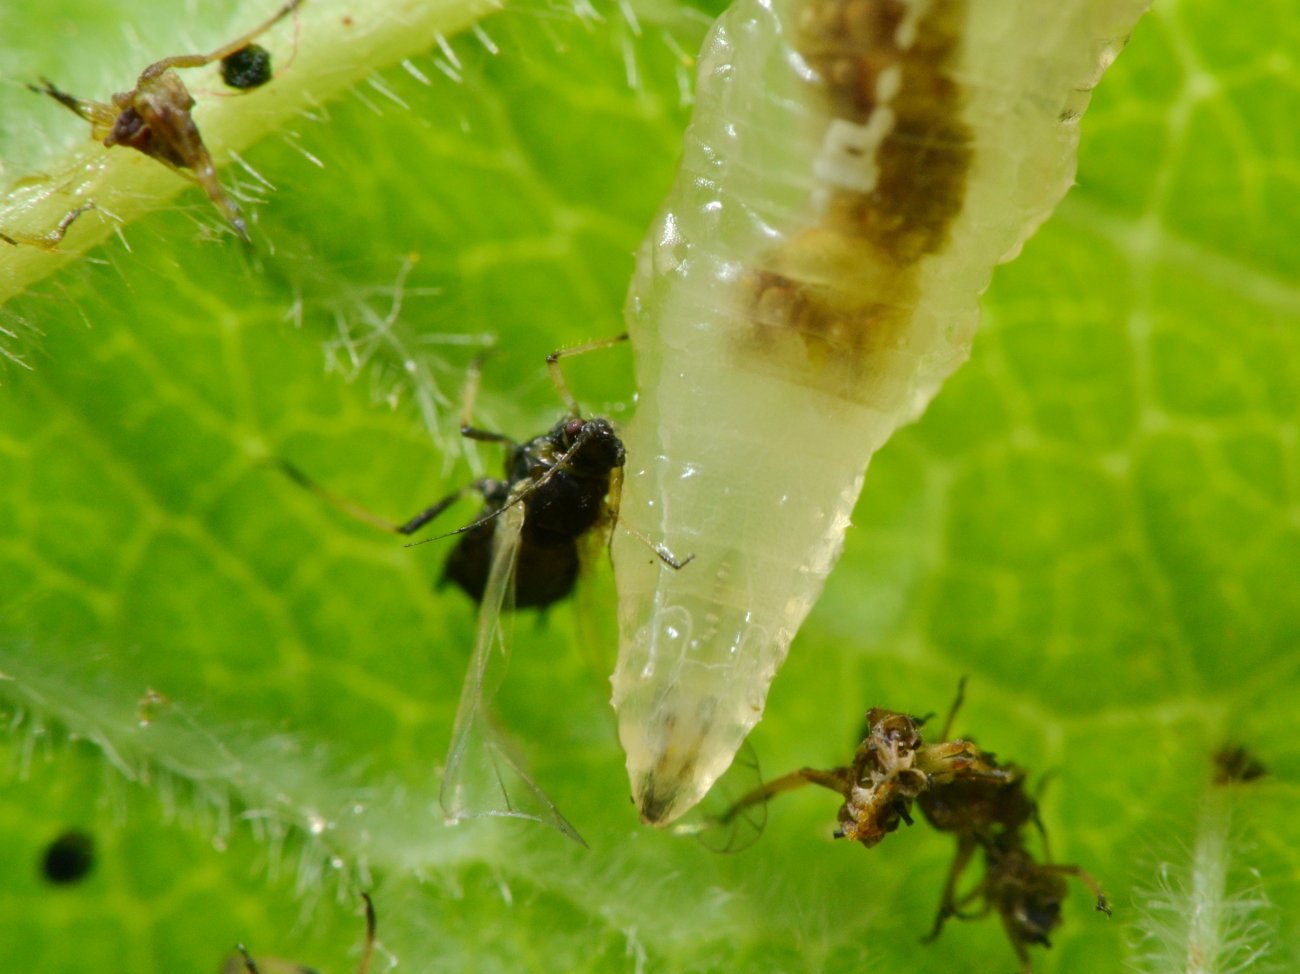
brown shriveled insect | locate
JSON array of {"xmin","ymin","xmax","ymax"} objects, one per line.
[
  {"xmin": 716, "ymin": 704, "xmax": 1007, "ymax": 849},
  {"xmin": 225, "ymin": 891, "xmax": 376, "ymax": 974},
  {"xmin": 1212, "ymin": 742, "xmax": 1268, "ymax": 785},
  {"xmin": 30, "ymin": 0, "xmax": 303, "ymax": 243},
  {"xmin": 713, "ymin": 681, "xmax": 1109, "ymax": 973},
  {"xmin": 918, "ymin": 680, "xmax": 1110, "ymax": 974}
]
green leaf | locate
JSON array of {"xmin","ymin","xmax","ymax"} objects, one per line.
[{"xmin": 1, "ymin": 1, "xmax": 1296, "ymax": 972}]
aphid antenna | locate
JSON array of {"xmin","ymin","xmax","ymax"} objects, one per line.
[
  {"xmin": 274, "ymin": 456, "xmax": 495, "ymax": 539},
  {"xmin": 936, "ymin": 675, "xmax": 969, "ymax": 742},
  {"xmin": 714, "ymin": 768, "xmax": 817, "ymax": 825},
  {"xmin": 545, "ymin": 333, "xmax": 629, "ymax": 416}
]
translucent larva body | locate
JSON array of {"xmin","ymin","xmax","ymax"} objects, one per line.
[{"xmin": 611, "ymin": 0, "xmax": 1150, "ymax": 824}]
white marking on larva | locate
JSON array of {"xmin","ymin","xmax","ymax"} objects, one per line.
[
  {"xmin": 875, "ymin": 63, "xmax": 904, "ymax": 104},
  {"xmin": 813, "ymin": 114, "xmax": 895, "ymax": 192},
  {"xmin": 895, "ymin": 0, "xmax": 934, "ymax": 50}
]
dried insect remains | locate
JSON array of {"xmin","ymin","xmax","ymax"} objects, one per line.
[
  {"xmin": 31, "ymin": 0, "xmax": 303, "ymax": 242},
  {"xmin": 715, "ymin": 682, "xmax": 1109, "ymax": 972}
]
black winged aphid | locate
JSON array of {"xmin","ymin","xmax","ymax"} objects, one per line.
[{"xmin": 279, "ymin": 336, "xmax": 689, "ymax": 842}]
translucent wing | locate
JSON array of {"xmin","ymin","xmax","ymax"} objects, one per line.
[
  {"xmin": 438, "ymin": 498, "xmax": 586, "ymax": 845},
  {"xmin": 671, "ymin": 740, "xmax": 767, "ymax": 854}
]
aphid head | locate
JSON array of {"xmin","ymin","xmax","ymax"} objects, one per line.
[{"xmin": 554, "ymin": 417, "xmax": 626, "ymax": 475}]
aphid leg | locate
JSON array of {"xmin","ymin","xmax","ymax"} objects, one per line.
[
  {"xmin": 137, "ymin": 0, "xmax": 307, "ymax": 81},
  {"xmin": 275, "ymin": 457, "xmax": 495, "ymax": 538},
  {"xmin": 714, "ymin": 768, "xmax": 825, "ymax": 825},
  {"xmin": 235, "ymin": 944, "xmax": 260, "ymax": 974},
  {"xmin": 396, "ymin": 481, "xmax": 499, "ymax": 537},
  {"xmin": 1009, "ymin": 937, "xmax": 1033, "ymax": 974},
  {"xmin": 937, "ymin": 675, "xmax": 968, "ymax": 742},
  {"xmin": 456, "ymin": 354, "xmax": 516, "ymax": 446},
  {"xmin": 923, "ymin": 835, "xmax": 979, "ymax": 942},
  {"xmin": 161, "ymin": 118, "xmax": 250, "ymax": 242},
  {"xmin": 0, "ymin": 202, "xmax": 95, "ymax": 250},
  {"xmin": 604, "ymin": 441, "xmax": 694, "ymax": 570},
  {"xmin": 356, "ymin": 891, "xmax": 377, "ymax": 974},
  {"xmin": 1039, "ymin": 863, "xmax": 1111, "ymax": 916},
  {"xmin": 545, "ymin": 333, "xmax": 629, "ymax": 416},
  {"xmin": 606, "ymin": 467, "xmax": 694, "ymax": 569}
]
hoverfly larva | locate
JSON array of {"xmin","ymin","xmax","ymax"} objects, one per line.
[{"xmin": 610, "ymin": 0, "xmax": 1152, "ymax": 826}]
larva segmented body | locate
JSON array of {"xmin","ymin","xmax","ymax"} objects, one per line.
[{"xmin": 611, "ymin": 0, "xmax": 1150, "ymax": 825}]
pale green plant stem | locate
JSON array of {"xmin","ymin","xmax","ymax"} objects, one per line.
[
  {"xmin": 0, "ymin": 0, "xmax": 500, "ymax": 303},
  {"xmin": 1131, "ymin": 796, "xmax": 1275, "ymax": 974}
]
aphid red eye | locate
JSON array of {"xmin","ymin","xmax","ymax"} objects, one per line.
[{"xmin": 564, "ymin": 417, "xmax": 586, "ymax": 439}]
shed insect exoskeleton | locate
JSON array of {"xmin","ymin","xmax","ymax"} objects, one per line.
[
  {"xmin": 30, "ymin": 0, "xmax": 304, "ymax": 242},
  {"xmin": 610, "ymin": 0, "xmax": 1151, "ymax": 827},
  {"xmin": 225, "ymin": 892, "xmax": 376, "ymax": 974}
]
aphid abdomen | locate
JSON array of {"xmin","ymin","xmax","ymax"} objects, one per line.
[
  {"xmin": 524, "ymin": 468, "xmax": 609, "ymax": 544},
  {"xmin": 612, "ymin": 0, "xmax": 1150, "ymax": 824}
]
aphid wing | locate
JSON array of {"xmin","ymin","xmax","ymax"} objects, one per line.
[
  {"xmin": 572, "ymin": 511, "xmax": 619, "ymax": 680},
  {"xmin": 438, "ymin": 500, "xmax": 584, "ymax": 844},
  {"xmin": 673, "ymin": 739, "xmax": 768, "ymax": 854},
  {"xmin": 612, "ymin": 0, "xmax": 1151, "ymax": 824}
]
